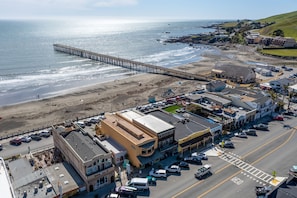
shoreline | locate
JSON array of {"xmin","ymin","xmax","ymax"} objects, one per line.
[{"xmin": 0, "ymin": 45, "xmax": 295, "ymax": 137}]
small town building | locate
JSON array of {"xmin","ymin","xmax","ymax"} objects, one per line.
[
  {"xmin": 97, "ymin": 112, "xmax": 158, "ymax": 168},
  {"xmin": 148, "ymin": 110, "xmax": 216, "ymax": 154},
  {"xmin": 211, "ymin": 64, "xmax": 256, "ymax": 84},
  {"xmin": 205, "ymin": 80, "xmax": 226, "ymax": 92},
  {"xmin": 53, "ymin": 126, "xmax": 115, "ymax": 192}
]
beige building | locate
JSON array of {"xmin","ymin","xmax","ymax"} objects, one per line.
[
  {"xmin": 53, "ymin": 126, "xmax": 114, "ymax": 192},
  {"xmin": 97, "ymin": 112, "xmax": 158, "ymax": 168}
]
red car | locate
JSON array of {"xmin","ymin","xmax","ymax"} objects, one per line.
[
  {"xmin": 10, "ymin": 138, "xmax": 22, "ymax": 146},
  {"xmin": 273, "ymin": 115, "xmax": 284, "ymax": 121}
]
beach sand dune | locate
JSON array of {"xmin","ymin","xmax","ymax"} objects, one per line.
[{"xmin": 0, "ymin": 45, "xmax": 293, "ymax": 137}]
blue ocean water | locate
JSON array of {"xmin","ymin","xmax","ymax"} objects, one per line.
[{"xmin": 0, "ymin": 19, "xmax": 221, "ymax": 106}]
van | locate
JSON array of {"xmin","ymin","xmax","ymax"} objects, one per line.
[
  {"xmin": 126, "ymin": 177, "xmax": 149, "ymax": 191},
  {"xmin": 115, "ymin": 186, "xmax": 137, "ymax": 197}
]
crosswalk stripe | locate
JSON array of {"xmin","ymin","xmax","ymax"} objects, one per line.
[{"xmin": 219, "ymin": 152, "xmax": 273, "ymax": 185}]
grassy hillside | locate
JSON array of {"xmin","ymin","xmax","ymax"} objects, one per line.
[{"xmin": 258, "ymin": 11, "xmax": 297, "ymax": 40}]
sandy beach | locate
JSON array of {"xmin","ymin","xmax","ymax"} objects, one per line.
[{"xmin": 0, "ymin": 44, "xmax": 294, "ymax": 137}]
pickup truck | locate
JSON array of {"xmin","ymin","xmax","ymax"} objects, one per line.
[{"xmin": 195, "ymin": 164, "xmax": 212, "ymax": 179}]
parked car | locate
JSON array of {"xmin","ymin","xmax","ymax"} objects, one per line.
[
  {"xmin": 126, "ymin": 178, "xmax": 149, "ymax": 191},
  {"xmin": 74, "ymin": 121, "xmax": 85, "ymax": 128},
  {"xmin": 242, "ymin": 129, "xmax": 257, "ymax": 136},
  {"xmin": 283, "ymin": 111, "xmax": 297, "ymax": 117},
  {"xmin": 183, "ymin": 156, "xmax": 202, "ymax": 164},
  {"xmin": 114, "ymin": 186, "xmax": 137, "ymax": 197},
  {"xmin": 173, "ymin": 161, "xmax": 190, "ymax": 169},
  {"xmin": 289, "ymin": 165, "xmax": 297, "ymax": 173},
  {"xmin": 253, "ymin": 123, "xmax": 268, "ymax": 131},
  {"xmin": 234, "ymin": 132, "xmax": 248, "ymax": 138},
  {"xmin": 273, "ymin": 115, "xmax": 284, "ymax": 121},
  {"xmin": 88, "ymin": 116, "xmax": 101, "ymax": 124},
  {"xmin": 149, "ymin": 168, "xmax": 167, "ymax": 178},
  {"xmin": 0, "ymin": 144, "xmax": 2, "ymax": 151},
  {"xmin": 20, "ymin": 136, "xmax": 32, "ymax": 143},
  {"xmin": 105, "ymin": 193, "xmax": 120, "ymax": 198},
  {"xmin": 219, "ymin": 140, "xmax": 234, "ymax": 148},
  {"xmin": 191, "ymin": 152, "xmax": 208, "ymax": 160},
  {"xmin": 10, "ymin": 138, "xmax": 22, "ymax": 146},
  {"xmin": 283, "ymin": 124, "xmax": 291, "ymax": 129},
  {"xmin": 165, "ymin": 165, "xmax": 181, "ymax": 173},
  {"xmin": 39, "ymin": 131, "xmax": 51, "ymax": 138},
  {"xmin": 83, "ymin": 120, "xmax": 92, "ymax": 126},
  {"xmin": 30, "ymin": 134, "xmax": 42, "ymax": 141}
]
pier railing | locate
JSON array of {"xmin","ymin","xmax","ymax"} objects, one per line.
[{"xmin": 53, "ymin": 44, "xmax": 209, "ymax": 81}]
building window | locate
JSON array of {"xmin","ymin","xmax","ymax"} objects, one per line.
[
  {"xmin": 100, "ymin": 177, "xmax": 104, "ymax": 184},
  {"xmin": 142, "ymin": 150, "xmax": 146, "ymax": 155}
]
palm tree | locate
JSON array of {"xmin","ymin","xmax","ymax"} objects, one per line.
[{"xmin": 268, "ymin": 89, "xmax": 282, "ymax": 112}]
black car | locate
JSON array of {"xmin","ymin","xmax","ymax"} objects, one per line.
[
  {"xmin": 178, "ymin": 161, "xmax": 190, "ymax": 169},
  {"xmin": 183, "ymin": 157, "xmax": 202, "ymax": 165},
  {"xmin": 252, "ymin": 123, "xmax": 268, "ymax": 131}
]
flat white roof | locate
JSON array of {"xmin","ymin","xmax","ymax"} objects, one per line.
[
  {"xmin": 0, "ymin": 158, "xmax": 15, "ymax": 198},
  {"xmin": 134, "ymin": 114, "xmax": 175, "ymax": 134},
  {"xmin": 289, "ymin": 84, "xmax": 297, "ymax": 91},
  {"xmin": 120, "ymin": 110, "xmax": 143, "ymax": 122}
]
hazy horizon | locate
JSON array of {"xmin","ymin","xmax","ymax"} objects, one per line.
[{"xmin": 1, "ymin": 0, "xmax": 296, "ymax": 21}]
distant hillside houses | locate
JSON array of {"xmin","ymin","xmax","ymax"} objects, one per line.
[
  {"xmin": 246, "ymin": 32, "xmax": 297, "ymax": 48},
  {"xmin": 211, "ymin": 64, "xmax": 256, "ymax": 84}
]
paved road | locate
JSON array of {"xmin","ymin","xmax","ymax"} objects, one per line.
[{"xmin": 140, "ymin": 116, "xmax": 297, "ymax": 198}]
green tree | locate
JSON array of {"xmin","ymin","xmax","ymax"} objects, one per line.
[{"xmin": 272, "ymin": 29, "xmax": 284, "ymax": 37}]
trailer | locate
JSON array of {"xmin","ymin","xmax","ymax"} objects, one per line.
[{"xmin": 195, "ymin": 164, "xmax": 212, "ymax": 179}]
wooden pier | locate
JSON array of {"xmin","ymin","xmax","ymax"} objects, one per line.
[{"xmin": 53, "ymin": 44, "xmax": 208, "ymax": 81}]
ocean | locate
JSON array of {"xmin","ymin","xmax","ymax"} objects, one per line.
[{"xmin": 0, "ymin": 19, "xmax": 222, "ymax": 107}]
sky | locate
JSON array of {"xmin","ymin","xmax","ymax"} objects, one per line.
[{"xmin": 1, "ymin": 0, "xmax": 296, "ymax": 20}]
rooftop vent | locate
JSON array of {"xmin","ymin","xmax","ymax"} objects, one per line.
[
  {"xmin": 55, "ymin": 167, "xmax": 60, "ymax": 171},
  {"xmin": 59, "ymin": 174, "xmax": 64, "ymax": 178}
]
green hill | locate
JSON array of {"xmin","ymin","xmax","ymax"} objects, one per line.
[{"xmin": 258, "ymin": 11, "xmax": 297, "ymax": 40}]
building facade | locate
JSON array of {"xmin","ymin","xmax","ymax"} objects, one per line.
[
  {"xmin": 52, "ymin": 126, "xmax": 114, "ymax": 192},
  {"xmin": 97, "ymin": 112, "xmax": 158, "ymax": 168}
]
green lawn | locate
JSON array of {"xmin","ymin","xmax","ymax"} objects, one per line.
[
  {"xmin": 163, "ymin": 105, "xmax": 182, "ymax": 113},
  {"xmin": 261, "ymin": 49, "xmax": 297, "ymax": 57}
]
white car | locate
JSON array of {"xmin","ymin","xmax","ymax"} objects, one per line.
[
  {"xmin": 20, "ymin": 136, "xmax": 32, "ymax": 143},
  {"xmin": 234, "ymin": 132, "xmax": 248, "ymax": 138},
  {"xmin": 165, "ymin": 165, "xmax": 181, "ymax": 173},
  {"xmin": 149, "ymin": 168, "xmax": 167, "ymax": 178}
]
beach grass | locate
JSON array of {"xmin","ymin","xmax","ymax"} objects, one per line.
[{"xmin": 261, "ymin": 49, "xmax": 297, "ymax": 57}]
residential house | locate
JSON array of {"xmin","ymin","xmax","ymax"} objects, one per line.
[
  {"xmin": 211, "ymin": 64, "xmax": 256, "ymax": 84},
  {"xmin": 205, "ymin": 80, "xmax": 226, "ymax": 92}
]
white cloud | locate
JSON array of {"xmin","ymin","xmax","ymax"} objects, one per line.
[{"xmin": 93, "ymin": 0, "xmax": 138, "ymax": 7}]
